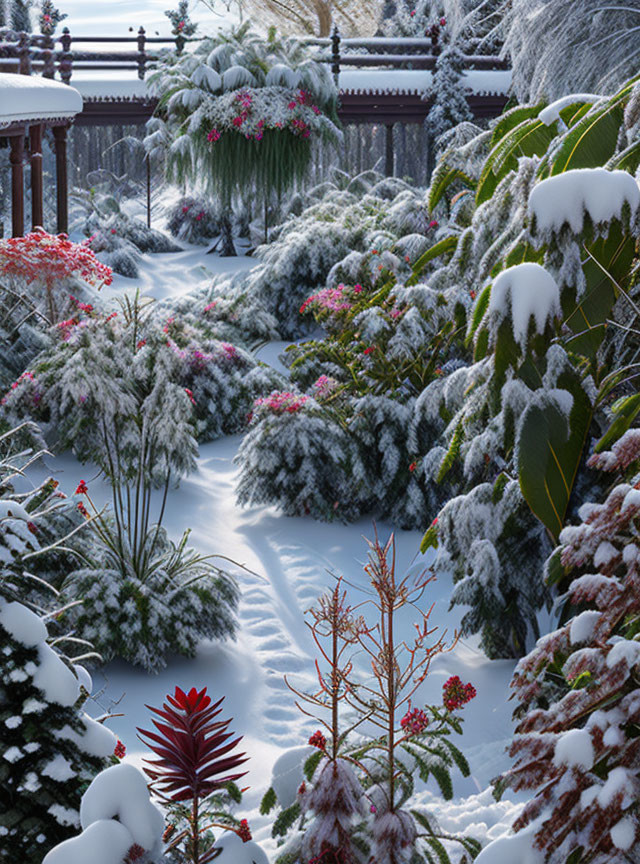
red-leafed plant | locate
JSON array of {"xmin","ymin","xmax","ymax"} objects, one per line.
[
  {"xmin": 138, "ymin": 686, "xmax": 250, "ymax": 864},
  {"xmin": 0, "ymin": 228, "xmax": 112, "ymax": 324}
]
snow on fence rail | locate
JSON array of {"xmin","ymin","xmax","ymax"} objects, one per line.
[{"xmin": 0, "ymin": 25, "xmax": 508, "ymax": 85}]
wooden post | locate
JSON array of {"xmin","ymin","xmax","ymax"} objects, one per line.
[
  {"xmin": 42, "ymin": 32, "xmax": 55, "ymax": 78},
  {"xmin": 145, "ymin": 153, "xmax": 151, "ymax": 228},
  {"xmin": 59, "ymin": 26, "xmax": 72, "ymax": 83},
  {"xmin": 137, "ymin": 26, "xmax": 146, "ymax": 80},
  {"xmin": 29, "ymin": 123, "xmax": 44, "ymax": 229},
  {"xmin": 385, "ymin": 123, "xmax": 394, "ymax": 177},
  {"xmin": 331, "ymin": 24, "xmax": 340, "ymax": 89},
  {"xmin": 175, "ymin": 32, "xmax": 186, "ymax": 55},
  {"xmin": 53, "ymin": 124, "xmax": 69, "ymax": 234},
  {"xmin": 18, "ymin": 30, "xmax": 31, "ymax": 74},
  {"xmin": 9, "ymin": 132, "xmax": 25, "ymax": 238}
]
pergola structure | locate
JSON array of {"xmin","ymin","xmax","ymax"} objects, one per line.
[{"xmin": 0, "ymin": 73, "xmax": 82, "ymax": 237}]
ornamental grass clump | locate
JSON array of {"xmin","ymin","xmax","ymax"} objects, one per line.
[{"xmin": 1, "ymin": 297, "xmax": 244, "ymax": 672}]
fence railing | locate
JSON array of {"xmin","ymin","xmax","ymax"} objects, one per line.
[
  {"xmin": 0, "ymin": 26, "xmax": 201, "ymax": 81},
  {"xmin": 0, "ymin": 25, "xmax": 508, "ymax": 85}
]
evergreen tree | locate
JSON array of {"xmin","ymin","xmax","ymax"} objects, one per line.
[
  {"xmin": 0, "ymin": 0, "xmax": 31, "ymax": 30},
  {"xmin": 428, "ymin": 37, "xmax": 473, "ymax": 147}
]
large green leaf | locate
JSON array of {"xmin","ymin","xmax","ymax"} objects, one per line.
[
  {"xmin": 476, "ymin": 117, "xmax": 558, "ymax": 205},
  {"xmin": 407, "ymin": 235, "xmax": 458, "ymax": 285},
  {"xmin": 428, "ymin": 164, "xmax": 476, "ymax": 211},
  {"xmin": 518, "ymin": 370, "xmax": 594, "ymax": 541},
  {"xmin": 490, "ymin": 103, "xmax": 546, "ymax": 146},
  {"xmin": 548, "ymin": 77, "xmax": 639, "ymax": 175},
  {"xmin": 594, "ymin": 393, "xmax": 640, "ymax": 453},
  {"xmin": 563, "ymin": 223, "xmax": 636, "ymax": 362}
]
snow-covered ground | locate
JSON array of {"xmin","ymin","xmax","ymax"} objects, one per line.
[{"xmin": 30, "ymin": 240, "xmax": 524, "ymax": 859}]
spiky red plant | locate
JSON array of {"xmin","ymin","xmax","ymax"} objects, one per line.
[{"xmin": 138, "ymin": 686, "xmax": 249, "ymax": 864}]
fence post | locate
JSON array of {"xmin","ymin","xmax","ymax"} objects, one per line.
[
  {"xmin": 145, "ymin": 153, "xmax": 151, "ymax": 228},
  {"xmin": 18, "ymin": 30, "xmax": 31, "ymax": 74},
  {"xmin": 385, "ymin": 124, "xmax": 394, "ymax": 177},
  {"xmin": 42, "ymin": 32, "xmax": 55, "ymax": 78},
  {"xmin": 59, "ymin": 26, "xmax": 72, "ymax": 83},
  {"xmin": 331, "ymin": 24, "xmax": 340, "ymax": 89},
  {"xmin": 137, "ymin": 25, "xmax": 146, "ymax": 79},
  {"xmin": 53, "ymin": 124, "xmax": 69, "ymax": 234}
]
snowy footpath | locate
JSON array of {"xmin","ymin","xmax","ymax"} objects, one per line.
[{"xmin": 33, "ymin": 242, "xmax": 524, "ymax": 857}]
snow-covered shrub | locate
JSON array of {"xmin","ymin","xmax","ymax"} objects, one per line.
[
  {"xmin": 73, "ymin": 185, "xmax": 182, "ymax": 277},
  {"xmin": 236, "ymin": 392, "xmax": 362, "ymax": 522},
  {"xmin": 0, "ymin": 599, "xmax": 119, "ymax": 861},
  {"xmin": 64, "ymin": 489, "xmax": 239, "ymax": 672},
  {"xmin": 2, "ymin": 304, "xmax": 243, "ymax": 671},
  {"xmin": 263, "ymin": 539, "xmax": 481, "ymax": 864},
  {"xmin": 42, "ymin": 763, "xmax": 164, "ymax": 864},
  {"xmin": 167, "ymin": 195, "xmax": 220, "ymax": 244},
  {"xmin": 493, "ymin": 429, "xmax": 640, "ymax": 863}
]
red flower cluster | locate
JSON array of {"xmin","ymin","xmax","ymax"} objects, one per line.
[
  {"xmin": 308, "ymin": 729, "xmax": 327, "ymax": 749},
  {"xmin": 400, "ymin": 706, "xmax": 429, "ymax": 736},
  {"xmin": 237, "ymin": 819, "xmax": 252, "ymax": 842},
  {"xmin": 442, "ymin": 676, "xmax": 476, "ymax": 711},
  {"xmin": 75, "ymin": 480, "xmax": 88, "ymax": 495},
  {"xmin": 0, "ymin": 230, "xmax": 113, "ymax": 290},
  {"xmin": 125, "ymin": 844, "xmax": 146, "ymax": 863},
  {"xmin": 114, "ymin": 739, "xmax": 126, "ymax": 759}
]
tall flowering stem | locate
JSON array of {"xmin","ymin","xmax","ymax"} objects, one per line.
[
  {"xmin": 283, "ymin": 580, "xmax": 368, "ymax": 864},
  {"xmin": 347, "ymin": 531, "xmax": 459, "ymax": 864}
]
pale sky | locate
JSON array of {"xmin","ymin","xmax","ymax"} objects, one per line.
[{"xmin": 43, "ymin": 0, "xmax": 238, "ymax": 37}]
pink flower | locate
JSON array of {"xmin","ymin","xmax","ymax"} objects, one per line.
[
  {"xmin": 429, "ymin": 220, "xmax": 439, "ymax": 229},
  {"xmin": 410, "ymin": 10, "xmax": 416, "ymax": 16},
  {"xmin": 196, "ymin": 212, "xmax": 204, "ymax": 221},
  {"xmin": 363, "ymin": 346, "xmax": 375, "ymax": 356},
  {"xmin": 185, "ymin": 388, "xmax": 196, "ymax": 405},
  {"xmin": 232, "ymin": 116, "xmax": 244, "ymax": 127},
  {"xmin": 204, "ymin": 301, "xmax": 217, "ymax": 313},
  {"xmin": 440, "ymin": 16, "xmax": 446, "ymax": 26},
  {"xmin": 207, "ymin": 128, "xmax": 221, "ymax": 143},
  {"xmin": 182, "ymin": 205, "xmax": 190, "ymax": 213}
]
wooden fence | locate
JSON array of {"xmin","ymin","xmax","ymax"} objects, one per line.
[{"xmin": 0, "ymin": 25, "xmax": 508, "ymax": 83}]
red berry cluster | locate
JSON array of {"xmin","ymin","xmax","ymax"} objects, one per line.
[
  {"xmin": 442, "ymin": 676, "xmax": 476, "ymax": 711},
  {"xmin": 237, "ymin": 819, "xmax": 252, "ymax": 842},
  {"xmin": 308, "ymin": 729, "xmax": 327, "ymax": 750},
  {"xmin": 114, "ymin": 739, "xmax": 126, "ymax": 759}
]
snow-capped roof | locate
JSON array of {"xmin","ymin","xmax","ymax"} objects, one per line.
[
  {"xmin": 45, "ymin": 68, "xmax": 513, "ymax": 104},
  {"xmin": 339, "ymin": 68, "xmax": 512, "ymax": 96},
  {"xmin": 71, "ymin": 77, "xmax": 152, "ymax": 102},
  {"xmin": 0, "ymin": 73, "xmax": 83, "ymax": 126}
]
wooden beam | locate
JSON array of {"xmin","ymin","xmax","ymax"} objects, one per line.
[
  {"xmin": 9, "ymin": 132, "xmax": 25, "ymax": 238},
  {"xmin": 53, "ymin": 124, "xmax": 69, "ymax": 234},
  {"xmin": 29, "ymin": 123, "xmax": 44, "ymax": 230},
  {"xmin": 385, "ymin": 124, "xmax": 394, "ymax": 176}
]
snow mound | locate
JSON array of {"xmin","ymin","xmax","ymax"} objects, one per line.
[
  {"xmin": 488, "ymin": 263, "xmax": 561, "ymax": 348},
  {"xmin": 271, "ymin": 745, "xmax": 315, "ymax": 808},
  {"xmin": 42, "ymin": 818, "xmax": 134, "ymax": 864},
  {"xmin": 80, "ymin": 763, "xmax": 164, "ymax": 854},
  {"xmin": 529, "ymin": 168, "xmax": 640, "ymax": 235},
  {"xmin": 213, "ymin": 831, "xmax": 270, "ymax": 864},
  {"xmin": 0, "ymin": 600, "xmax": 47, "ymax": 647},
  {"xmin": 474, "ymin": 819, "xmax": 545, "ymax": 864}
]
